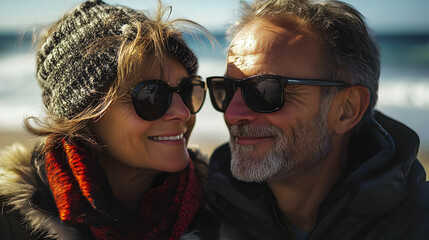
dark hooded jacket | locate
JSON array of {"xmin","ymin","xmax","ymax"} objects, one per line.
[{"xmin": 206, "ymin": 111, "xmax": 429, "ymax": 240}]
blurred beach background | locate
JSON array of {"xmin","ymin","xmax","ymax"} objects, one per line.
[{"xmin": 1, "ymin": 0, "xmax": 429, "ymax": 171}]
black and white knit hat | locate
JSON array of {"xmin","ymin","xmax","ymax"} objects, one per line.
[{"xmin": 36, "ymin": 0, "xmax": 198, "ymax": 119}]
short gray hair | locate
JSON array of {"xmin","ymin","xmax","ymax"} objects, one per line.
[{"xmin": 228, "ymin": 0, "xmax": 380, "ymax": 121}]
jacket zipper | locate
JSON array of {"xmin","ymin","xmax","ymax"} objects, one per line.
[
  {"xmin": 306, "ymin": 192, "xmax": 351, "ymax": 240},
  {"xmin": 272, "ymin": 204, "xmax": 296, "ymax": 239}
]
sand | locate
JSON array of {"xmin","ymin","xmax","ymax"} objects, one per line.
[
  {"xmin": 0, "ymin": 130, "xmax": 41, "ymax": 149},
  {"xmin": 1, "ymin": 129, "xmax": 428, "ymax": 172}
]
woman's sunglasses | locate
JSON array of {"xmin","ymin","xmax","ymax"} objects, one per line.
[
  {"xmin": 131, "ymin": 75, "xmax": 206, "ymax": 121},
  {"xmin": 207, "ymin": 74, "xmax": 346, "ymax": 113}
]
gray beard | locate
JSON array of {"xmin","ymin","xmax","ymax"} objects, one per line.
[{"xmin": 229, "ymin": 100, "xmax": 332, "ymax": 183}]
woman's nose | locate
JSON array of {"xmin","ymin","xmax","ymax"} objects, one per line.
[{"xmin": 162, "ymin": 92, "xmax": 191, "ymax": 122}]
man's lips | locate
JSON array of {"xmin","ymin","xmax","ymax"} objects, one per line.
[{"xmin": 234, "ymin": 135, "xmax": 274, "ymax": 145}]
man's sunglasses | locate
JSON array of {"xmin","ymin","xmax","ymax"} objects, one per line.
[
  {"xmin": 131, "ymin": 75, "xmax": 206, "ymax": 121},
  {"xmin": 207, "ymin": 74, "xmax": 346, "ymax": 113}
]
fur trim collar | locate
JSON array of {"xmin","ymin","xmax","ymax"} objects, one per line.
[{"xmin": 0, "ymin": 144, "xmax": 82, "ymax": 239}]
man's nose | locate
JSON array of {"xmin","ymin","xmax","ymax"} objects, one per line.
[{"xmin": 224, "ymin": 88, "xmax": 257, "ymax": 125}]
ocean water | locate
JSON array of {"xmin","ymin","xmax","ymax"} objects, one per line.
[{"xmin": 1, "ymin": 31, "xmax": 429, "ymax": 151}]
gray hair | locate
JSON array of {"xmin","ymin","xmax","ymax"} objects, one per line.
[{"xmin": 228, "ymin": 0, "xmax": 380, "ymax": 121}]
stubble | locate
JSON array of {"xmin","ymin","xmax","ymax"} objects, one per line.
[{"xmin": 229, "ymin": 98, "xmax": 332, "ymax": 183}]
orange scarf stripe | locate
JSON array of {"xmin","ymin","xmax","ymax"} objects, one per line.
[
  {"xmin": 45, "ymin": 146, "xmax": 85, "ymax": 222},
  {"xmin": 62, "ymin": 140, "xmax": 102, "ymax": 207}
]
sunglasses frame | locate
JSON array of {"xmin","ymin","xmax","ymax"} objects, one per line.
[
  {"xmin": 131, "ymin": 75, "xmax": 206, "ymax": 121},
  {"xmin": 207, "ymin": 74, "xmax": 347, "ymax": 113}
]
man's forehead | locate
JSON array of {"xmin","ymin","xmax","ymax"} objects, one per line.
[
  {"xmin": 229, "ymin": 20, "xmax": 315, "ymax": 56},
  {"xmin": 229, "ymin": 23, "xmax": 284, "ymax": 56},
  {"xmin": 226, "ymin": 20, "xmax": 323, "ymax": 78},
  {"xmin": 229, "ymin": 35, "xmax": 259, "ymax": 56}
]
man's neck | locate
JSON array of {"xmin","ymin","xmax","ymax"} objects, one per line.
[{"xmin": 267, "ymin": 137, "xmax": 348, "ymax": 232}]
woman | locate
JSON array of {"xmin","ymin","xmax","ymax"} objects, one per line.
[{"xmin": 0, "ymin": 0, "xmax": 218, "ymax": 239}]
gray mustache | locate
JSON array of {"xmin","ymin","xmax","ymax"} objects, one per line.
[{"xmin": 230, "ymin": 124, "xmax": 282, "ymax": 138}]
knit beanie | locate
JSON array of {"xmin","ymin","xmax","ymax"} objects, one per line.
[{"xmin": 36, "ymin": 0, "xmax": 198, "ymax": 119}]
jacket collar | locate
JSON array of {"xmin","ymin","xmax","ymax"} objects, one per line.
[
  {"xmin": 334, "ymin": 111, "xmax": 424, "ymax": 217},
  {"xmin": 0, "ymin": 143, "xmax": 92, "ymax": 240}
]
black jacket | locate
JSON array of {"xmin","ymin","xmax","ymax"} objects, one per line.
[
  {"xmin": 206, "ymin": 111, "xmax": 429, "ymax": 239},
  {"xmin": 0, "ymin": 145, "xmax": 219, "ymax": 240}
]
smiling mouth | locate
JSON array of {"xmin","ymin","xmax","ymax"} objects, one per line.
[{"xmin": 149, "ymin": 133, "xmax": 184, "ymax": 141}]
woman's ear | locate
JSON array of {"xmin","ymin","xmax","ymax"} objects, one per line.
[{"xmin": 332, "ymin": 86, "xmax": 370, "ymax": 134}]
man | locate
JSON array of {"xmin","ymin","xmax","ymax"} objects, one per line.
[{"xmin": 205, "ymin": 0, "xmax": 429, "ymax": 239}]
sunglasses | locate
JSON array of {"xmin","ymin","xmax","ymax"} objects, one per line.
[
  {"xmin": 207, "ymin": 74, "xmax": 346, "ymax": 113},
  {"xmin": 131, "ymin": 75, "xmax": 206, "ymax": 121}
]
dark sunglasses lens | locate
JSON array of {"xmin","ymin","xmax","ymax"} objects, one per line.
[
  {"xmin": 180, "ymin": 78, "xmax": 206, "ymax": 114},
  {"xmin": 242, "ymin": 77, "xmax": 284, "ymax": 112},
  {"xmin": 208, "ymin": 78, "xmax": 235, "ymax": 112},
  {"xmin": 132, "ymin": 81, "xmax": 170, "ymax": 120}
]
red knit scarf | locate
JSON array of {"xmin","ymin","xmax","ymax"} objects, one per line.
[{"xmin": 44, "ymin": 140, "xmax": 202, "ymax": 240}]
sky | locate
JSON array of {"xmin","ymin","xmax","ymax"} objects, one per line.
[{"xmin": 1, "ymin": 0, "xmax": 429, "ymax": 34}]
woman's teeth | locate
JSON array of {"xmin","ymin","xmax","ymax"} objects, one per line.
[{"xmin": 150, "ymin": 133, "xmax": 184, "ymax": 141}]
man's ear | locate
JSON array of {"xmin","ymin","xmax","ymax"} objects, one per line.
[{"xmin": 332, "ymin": 86, "xmax": 370, "ymax": 134}]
